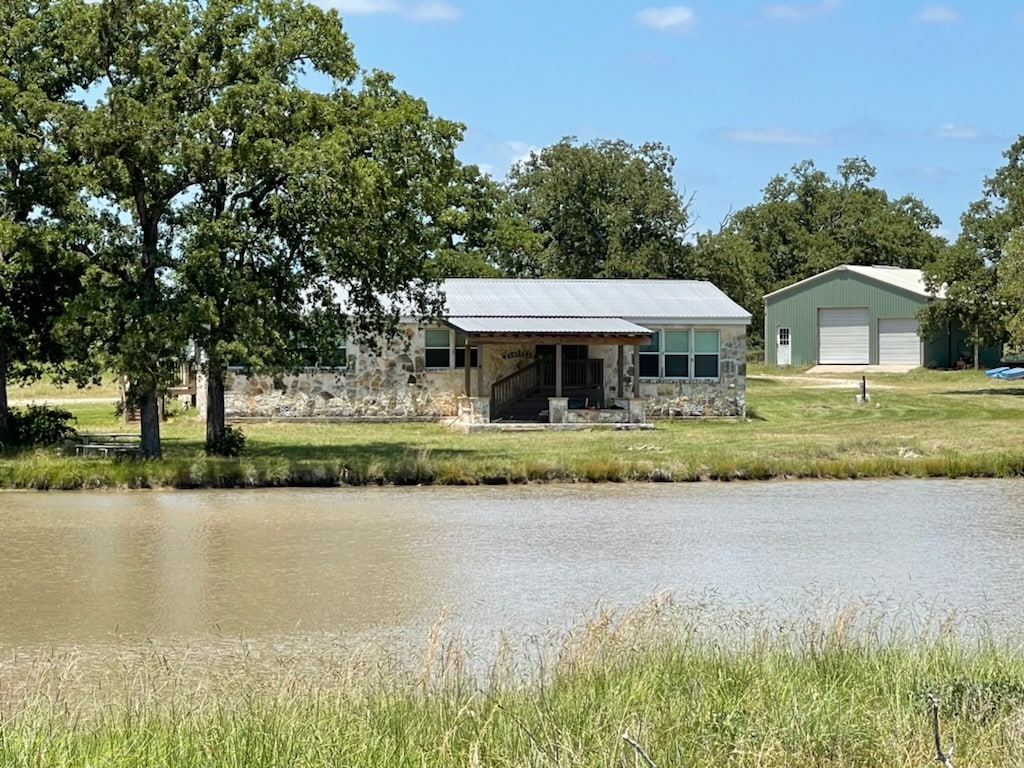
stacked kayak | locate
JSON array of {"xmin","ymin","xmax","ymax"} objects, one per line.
[{"xmin": 985, "ymin": 366, "xmax": 1024, "ymax": 379}]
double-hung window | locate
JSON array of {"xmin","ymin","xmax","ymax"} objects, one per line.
[
  {"xmin": 425, "ymin": 328, "xmax": 478, "ymax": 369},
  {"xmin": 637, "ymin": 328, "xmax": 719, "ymax": 379},
  {"xmin": 693, "ymin": 330, "xmax": 720, "ymax": 378}
]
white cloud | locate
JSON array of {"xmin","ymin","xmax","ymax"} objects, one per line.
[
  {"xmin": 723, "ymin": 126, "xmax": 825, "ymax": 145},
  {"xmin": 761, "ymin": 0, "xmax": 841, "ymax": 22},
  {"xmin": 912, "ymin": 5, "xmax": 960, "ymax": 23},
  {"xmin": 315, "ymin": 0, "xmax": 458, "ymax": 21},
  {"xmin": 503, "ymin": 141, "xmax": 540, "ymax": 172},
  {"xmin": 933, "ymin": 122, "xmax": 982, "ymax": 139},
  {"xmin": 323, "ymin": 0, "xmax": 400, "ymax": 13},
  {"xmin": 634, "ymin": 6, "xmax": 698, "ymax": 31},
  {"xmin": 408, "ymin": 2, "xmax": 460, "ymax": 21}
]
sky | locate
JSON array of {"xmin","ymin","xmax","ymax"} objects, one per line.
[{"xmin": 312, "ymin": 1, "xmax": 1022, "ymax": 241}]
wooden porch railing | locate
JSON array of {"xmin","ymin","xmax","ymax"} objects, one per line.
[
  {"xmin": 492, "ymin": 358, "xmax": 606, "ymax": 417},
  {"xmin": 491, "ymin": 358, "xmax": 546, "ymax": 416}
]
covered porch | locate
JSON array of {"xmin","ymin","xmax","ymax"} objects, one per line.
[{"xmin": 443, "ymin": 317, "xmax": 652, "ymax": 426}]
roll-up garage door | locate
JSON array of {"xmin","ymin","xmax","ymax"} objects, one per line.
[
  {"xmin": 818, "ymin": 308, "xmax": 869, "ymax": 364},
  {"xmin": 878, "ymin": 318, "xmax": 921, "ymax": 365}
]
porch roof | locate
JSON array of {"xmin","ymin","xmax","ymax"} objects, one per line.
[{"xmin": 444, "ymin": 316, "xmax": 653, "ymax": 346}]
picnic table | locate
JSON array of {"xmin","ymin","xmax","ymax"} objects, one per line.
[{"xmin": 75, "ymin": 432, "xmax": 141, "ymax": 458}]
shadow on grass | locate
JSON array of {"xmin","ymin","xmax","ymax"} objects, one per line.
[{"xmin": 941, "ymin": 387, "xmax": 1024, "ymax": 397}]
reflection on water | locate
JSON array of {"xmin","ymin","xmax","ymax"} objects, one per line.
[{"xmin": 2, "ymin": 479, "xmax": 1024, "ymax": 658}]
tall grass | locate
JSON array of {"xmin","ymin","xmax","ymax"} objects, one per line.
[{"xmin": 4, "ymin": 596, "xmax": 1024, "ymax": 767}]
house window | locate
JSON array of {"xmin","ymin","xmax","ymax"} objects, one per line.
[
  {"xmin": 425, "ymin": 328, "xmax": 478, "ymax": 369},
  {"xmin": 664, "ymin": 330, "xmax": 689, "ymax": 378},
  {"xmin": 637, "ymin": 328, "xmax": 720, "ymax": 380},
  {"xmin": 638, "ymin": 331, "xmax": 660, "ymax": 377},
  {"xmin": 694, "ymin": 330, "xmax": 719, "ymax": 378},
  {"xmin": 296, "ymin": 335, "xmax": 349, "ymax": 370}
]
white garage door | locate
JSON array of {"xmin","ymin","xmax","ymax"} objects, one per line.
[
  {"xmin": 818, "ymin": 308, "xmax": 869, "ymax": 364},
  {"xmin": 878, "ymin": 318, "xmax": 921, "ymax": 365}
]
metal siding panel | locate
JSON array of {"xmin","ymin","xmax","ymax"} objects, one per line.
[
  {"xmin": 878, "ymin": 318, "xmax": 921, "ymax": 364},
  {"xmin": 818, "ymin": 308, "xmax": 869, "ymax": 364}
]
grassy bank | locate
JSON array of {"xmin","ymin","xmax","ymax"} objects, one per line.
[
  {"xmin": 3, "ymin": 366, "xmax": 1024, "ymax": 488},
  {"xmin": 3, "ymin": 598, "xmax": 1023, "ymax": 767}
]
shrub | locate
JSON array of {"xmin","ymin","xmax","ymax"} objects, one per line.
[
  {"xmin": 206, "ymin": 425, "xmax": 246, "ymax": 457},
  {"xmin": 8, "ymin": 405, "xmax": 78, "ymax": 447}
]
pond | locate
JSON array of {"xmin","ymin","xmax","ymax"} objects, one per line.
[{"xmin": 3, "ymin": 478, "xmax": 1024, "ymax": 648}]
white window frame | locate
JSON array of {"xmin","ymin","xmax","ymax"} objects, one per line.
[
  {"xmin": 637, "ymin": 328, "xmax": 720, "ymax": 380},
  {"xmin": 424, "ymin": 327, "xmax": 479, "ymax": 370}
]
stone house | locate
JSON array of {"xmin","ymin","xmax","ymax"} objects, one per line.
[{"xmin": 212, "ymin": 278, "xmax": 752, "ymax": 425}]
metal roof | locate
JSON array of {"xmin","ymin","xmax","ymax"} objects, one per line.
[
  {"xmin": 441, "ymin": 279, "xmax": 751, "ymax": 324},
  {"xmin": 764, "ymin": 265, "xmax": 944, "ymax": 301}
]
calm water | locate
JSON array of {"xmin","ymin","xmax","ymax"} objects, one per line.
[{"xmin": 3, "ymin": 479, "xmax": 1024, "ymax": 659}]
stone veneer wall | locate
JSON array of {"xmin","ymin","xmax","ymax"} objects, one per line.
[
  {"xmin": 634, "ymin": 325, "xmax": 747, "ymax": 418},
  {"xmin": 212, "ymin": 323, "xmax": 747, "ymax": 420}
]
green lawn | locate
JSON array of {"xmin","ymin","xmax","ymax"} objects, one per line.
[{"xmin": 4, "ymin": 366, "xmax": 1024, "ymax": 488}]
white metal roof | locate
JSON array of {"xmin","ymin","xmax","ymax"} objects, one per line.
[
  {"xmin": 763, "ymin": 265, "xmax": 944, "ymax": 301},
  {"xmin": 441, "ymin": 279, "xmax": 751, "ymax": 324}
]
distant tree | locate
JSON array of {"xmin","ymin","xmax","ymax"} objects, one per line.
[
  {"xmin": 0, "ymin": 0, "xmax": 93, "ymax": 446},
  {"xmin": 922, "ymin": 135, "xmax": 1024, "ymax": 350},
  {"xmin": 506, "ymin": 137, "xmax": 691, "ymax": 278},
  {"xmin": 682, "ymin": 230, "xmax": 772, "ymax": 346},
  {"xmin": 997, "ymin": 229, "xmax": 1024, "ymax": 352},
  {"xmin": 729, "ymin": 157, "xmax": 945, "ymax": 291},
  {"xmin": 427, "ymin": 164, "xmax": 540, "ymax": 278}
]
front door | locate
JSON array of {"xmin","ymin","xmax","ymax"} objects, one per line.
[{"xmin": 777, "ymin": 326, "xmax": 791, "ymax": 366}]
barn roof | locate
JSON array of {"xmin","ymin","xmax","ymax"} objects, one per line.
[{"xmin": 763, "ymin": 265, "xmax": 944, "ymax": 301}]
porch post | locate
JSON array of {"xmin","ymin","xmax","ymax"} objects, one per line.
[
  {"xmin": 555, "ymin": 344, "xmax": 563, "ymax": 397},
  {"xmin": 632, "ymin": 343, "xmax": 640, "ymax": 397},
  {"xmin": 476, "ymin": 343, "xmax": 484, "ymax": 397},
  {"xmin": 617, "ymin": 345, "xmax": 624, "ymax": 400},
  {"xmin": 464, "ymin": 339, "xmax": 472, "ymax": 396}
]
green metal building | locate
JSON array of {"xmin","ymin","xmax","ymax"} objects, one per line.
[{"xmin": 763, "ymin": 265, "xmax": 998, "ymax": 368}]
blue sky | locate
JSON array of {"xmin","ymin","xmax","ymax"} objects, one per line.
[{"xmin": 313, "ymin": 1, "xmax": 1022, "ymax": 240}]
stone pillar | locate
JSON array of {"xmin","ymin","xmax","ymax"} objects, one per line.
[
  {"xmin": 458, "ymin": 396, "xmax": 491, "ymax": 424},
  {"xmin": 548, "ymin": 396, "xmax": 568, "ymax": 424},
  {"xmin": 628, "ymin": 398, "xmax": 646, "ymax": 424}
]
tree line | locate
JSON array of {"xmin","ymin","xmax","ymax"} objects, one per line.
[{"xmin": 2, "ymin": 0, "xmax": 1022, "ymax": 457}]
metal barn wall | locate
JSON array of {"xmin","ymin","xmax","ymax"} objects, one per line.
[{"xmin": 764, "ymin": 272, "xmax": 928, "ymax": 366}]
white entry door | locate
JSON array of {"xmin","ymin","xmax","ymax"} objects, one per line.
[{"xmin": 777, "ymin": 326, "xmax": 791, "ymax": 366}]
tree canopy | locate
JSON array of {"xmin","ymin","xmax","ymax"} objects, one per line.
[
  {"xmin": 922, "ymin": 135, "xmax": 1024, "ymax": 351},
  {"xmin": 506, "ymin": 137, "xmax": 691, "ymax": 278},
  {"xmin": 50, "ymin": 0, "xmax": 460, "ymax": 456},
  {"xmin": 696, "ymin": 157, "xmax": 947, "ymax": 346},
  {"xmin": 0, "ymin": 0, "xmax": 94, "ymax": 445}
]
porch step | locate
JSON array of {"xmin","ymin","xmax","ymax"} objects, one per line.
[{"xmin": 492, "ymin": 395, "xmax": 550, "ymax": 423}]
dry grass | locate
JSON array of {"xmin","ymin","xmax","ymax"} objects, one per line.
[{"xmin": 3, "ymin": 595, "xmax": 1024, "ymax": 767}]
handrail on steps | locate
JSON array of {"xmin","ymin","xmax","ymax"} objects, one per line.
[{"xmin": 490, "ymin": 358, "xmax": 550, "ymax": 416}]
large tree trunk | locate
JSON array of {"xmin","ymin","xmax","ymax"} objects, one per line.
[
  {"xmin": 205, "ymin": 366, "xmax": 226, "ymax": 453},
  {"xmin": 0, "ymin": 341, "xmax": 11, "ymax": 446},
  {"xmin": 138, "ymin": 382, "xmax": 162, "ymax": 459}
]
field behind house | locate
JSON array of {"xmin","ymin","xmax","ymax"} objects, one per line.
[{"xmin": 4, "ymin": 365, "xmax": 1024, "ymax": 488}]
